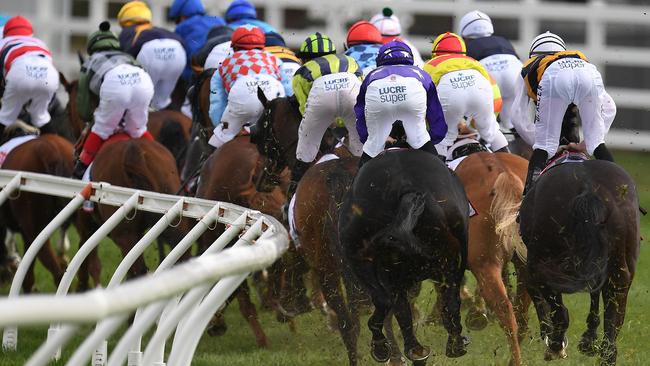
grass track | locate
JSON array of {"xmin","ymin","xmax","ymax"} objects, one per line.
[{"xmin": 1, "ymin": 150, "xmax": 648, "ymax": 365}]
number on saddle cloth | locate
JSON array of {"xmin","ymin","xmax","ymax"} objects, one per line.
[{"xmin": 540, "ymin": 151, "xmax": 590, "ymax": 177}]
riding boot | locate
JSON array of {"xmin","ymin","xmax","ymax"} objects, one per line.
[
  {"xmin": 358, "ymin": 152, "xmax": 372, "ymax": 168},
  {"xmin": 38, "ymin": 122, "xmax": 56, "ymax": 135},
  {"xmin": 282, "ymin": 160, "xmax": 310, "ymax": 222},
  {"xmin": 493, "ymin": 146, "xmax": 510, "ymax": 153},
  {"xmin": 72, "ymin": 160, "xmax": 88, "ymax": 180},
  {"xmin": 0, "ymin": 124, "xmax": 5, "ymax": 138},
  {"xmin": 523, "ymin": 149, "xmax": 549, "ymax": 196},
  {"xmin": 593, "ymin": 143, "xmax": 614, "ymax": 162}
]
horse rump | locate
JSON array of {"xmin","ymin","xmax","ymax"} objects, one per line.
[{"xmin": 530, "ymin": 190, "xmax": 609, "ymax": 293}]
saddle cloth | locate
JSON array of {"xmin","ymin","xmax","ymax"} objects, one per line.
[
  {"xmin": 0, "ymin": 135, "xmax": 37, "ymax": 167},
  {"xmin": 540, "ymin": 151, "xmax": 590, "ymax": 176}
]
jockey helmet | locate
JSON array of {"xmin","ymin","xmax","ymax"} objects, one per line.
[
  {"xmin": 231, "ymin": 25, "xmax": 265, "ymax": 50},
  {"xmin": 225, "ymin": 0, "xmax": 257, "ymax": 22},
  {"xmin": 117, "ymin": 1, "xmax": 152, "ymax": 27},
  {"xmin": 87, "ymin": 21, "xmax": 120, "ymax": 55},
  {"xmin": 264, "ymin": 31, "xmax": 286, "ymax": 47},
  {"xmin": 376, "ymin": 40, "xmax": 414, "ymax": 66},
  {"xmin": 370, "ymin": 7, "xmax": 401, "ymax": 43},
  {"xmin": 458, "ymin": 10, "xmax": 494, "ymax": 39},
  {"xmin": 297, "ymin": 32, "xmax": 336, "ymax": 60},
  {"xmin": 529, "ymin": 31, "xmax": 566, "ymax": 58},
  {"xmin": 432, "ymin": 32, "xmax": 466, "ymax": 57},
  {"xmin": 3, "ymin": 16, "xmax": 33, "ymax": 37},
  {"xmin": 169, "ymin": 0, "xmax": 205, "ymax": 20},
  {"xmin": 346, "ymin": 21, "xmax": 382, "ymax": 48}
]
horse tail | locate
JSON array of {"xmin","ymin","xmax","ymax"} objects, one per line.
[
  {"xmin": 537, "ymin": 190, "xmax": 609, "ymax": 293},
  {"xmin": 373, "ymin": 191, "xmax": 432, "ymax": 259},
  {"xmin": 490, "ymin": 170, "xmax": 527, "ymax": 262}
]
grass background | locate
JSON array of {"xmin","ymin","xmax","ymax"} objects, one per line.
[{"xmin": 1, "ymin": 150, "xmax": 648, "ymax": 365}]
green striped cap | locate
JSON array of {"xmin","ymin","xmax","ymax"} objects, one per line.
[
  {"xmin": 298, "ymin": 32, "xmax": 336, "ymax": 59},
  {"xmin": 87, "ymin": 21, "xmax": 120, "ymax": 55}
]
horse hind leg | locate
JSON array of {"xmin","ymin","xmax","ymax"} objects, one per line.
[
  {"xmin": 474, "ymin": 265, "xmax": 522, "ymax": 366},
  {"xmin": 542, "ymin": 291, "xmax": 569, "ymax": 361},
  {"xmin": 440, "ymin": 280, "xmax": 470, "ymax": 358},
  {"xmin": 393, "ymin": 291, "xmax": 431, "ymax": 363},
  {"xmin": 599, "ymin": 274, "xmax": 632, "ymax": 366},
  {"xmin": 367, "ymin": 291, "xmax": 393, "ymax": 363},
  {"xmin": 578, "ymin": 291, "xmax": 600, "ymax": 356},
  {"xmin": 512, "ymin": 255, "xmax": 532, "ymax": 342}
]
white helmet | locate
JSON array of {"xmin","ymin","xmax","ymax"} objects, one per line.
[
  {"xmin": 529, "ymin": 31, "xmax": 566, "ymax": 57},
  {"xmin": 370, "ymin": 7, "xmax": 401, "ymax": 39},
  {"xmin": 458, "ymin": 10, "xmax": 494, "ymax": 39}
]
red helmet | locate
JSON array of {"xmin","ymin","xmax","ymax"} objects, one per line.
[
  {"xmin": 231, "ymin": 25, "xmax": 265, "ymax": 50},
  {"xmin": 346, "ymin": 21, "xmax": 382, "ymax": 47},
  {"xmin": 432, "ymin": 32, "xmax": 467, "ymax": 57},
  {"xmin": 3, "ymin": 15, "xmax": 33, "ymax": 37}
]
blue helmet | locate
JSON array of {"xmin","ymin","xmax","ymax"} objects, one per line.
[
  {"xmin": 169, "ymin": 0, "xmax": 205, "ymax": 19},
  {"xmin": 376, "ymin": 40, "xmax": 413, "ymax": 66},
  {"xmin": 264, "ymin": 31, "xmax": 286, "ymax": 47},
  {"xmin": 225, "ymin": 0, "xmax": 257, "ymax": 22}
]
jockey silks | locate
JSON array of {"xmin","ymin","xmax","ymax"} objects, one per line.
[
  {"xmin": 521, "ymin": 50, "xmax": 588, "ymax": 99},
  {"xmin": 344, "ymin": 43, "xmax": 382, "ymax": 76},
  {"xmin": 465, "ymin": 35, "xmax": 518, "ymax": 62}
]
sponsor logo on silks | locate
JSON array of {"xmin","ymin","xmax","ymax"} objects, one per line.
[
  {"xmin": 557, "ymin": 58, "xmax": 585, "ymax": 70},
  {"xmin": 118, "ymin": 72, "xmax": 142, "ymax": 86},
  {"xmin": 378, "ymin": 85, "xmax": 407, "ymax": 103},
  {"xmin": 25, "ymin": 65, "xmax": 47, "ymax": 79},
  {"xmin": 245, "ymin": 79, "xmax": 271, "ymax": 93},
  {"xmin": 485, "ymin": 59, "xmax": 508, "ymax": 72},
  {"xmin": 450, "ymin": 73, "xmax": 476, "ymax": 89},
  {"xmin": 324, "ymin": 77, "xmax": 350, "ymax": 92},
  {"xmin": 153, "ymin": 47, "xmax": 176, "ymax": 61}
]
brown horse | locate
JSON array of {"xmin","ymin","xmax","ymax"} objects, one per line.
[
  {"xmin": 0, "ymin": 133, "xmax": 74, "ymax": 292},
  {"xmin": 452, "ymin": 151, "xmax": 528, "ymax": 366}
]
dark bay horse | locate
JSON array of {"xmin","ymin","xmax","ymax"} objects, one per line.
[
  {"xmin": 0, "ymin": 134, "xmax": 74, "ymax": 292},
  {"xmin": 339, "ymin": 149, "xmax": 470, "ymax": 365},
  {"xmin": 519, "ymin": 159, "xmax": 640, "ymax": 365}
]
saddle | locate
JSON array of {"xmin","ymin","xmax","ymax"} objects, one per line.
[{"xmin": 540, "ymin": 151, "xmax": 590, "ymax": 176}]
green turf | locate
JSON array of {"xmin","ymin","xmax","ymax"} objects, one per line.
[{"xmin": 1, "ymin": 150, "xmax": 649, "ymax": 365}]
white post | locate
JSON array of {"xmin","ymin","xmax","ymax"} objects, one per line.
[{"xmin": 2, "ymin": 184, "xmax": 91, "ymax": 351}]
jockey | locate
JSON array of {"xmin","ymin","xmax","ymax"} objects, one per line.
[
  {"xmin": 117, "ymin": 1, "xmax": 187, "ymax": 110},
  {"xmin": 72, "ymin": 21, "xmax": 154, "ymax": 179},
  {"xmin": 369, "ymin": 7, "xmax": 424, "ymax": 67},
  {"xmin": 343, "ymin": 21, "xmax": 383, "ymax": 76},
  {"xmin": 191, "ymin": 26, "xmax": 233, "ymax": 72},
  {"xmin": 288, "ymin": 32, "xmax": 364, "ymax": 200},
  {"xmin": 0, "ymin": 16, "xmax": 59, "ymax": 136},
  {"xmin": 263, "ymin": 31, "xmax": 301, "ymax": 96},
  {"xmin": 225, "ymin": 0, "xmax": 277, "ymax": 33},
  {"xmin": 423, "ymin": 32, "xmax": 509, "ymax": 159},
  {"xmin": 355, "ymin": 41, "xmax": 447, "ymax": 167},
  {"xmin": 207, "ymin": 26, "xmax": 284, "ymax": 148},
  {"xmin": 510, "ymin": 32, "xmax": 617, "ymax": 195},
  {"xmin": 168, "ymin": 0, "xmax": 226, "ymax": 82},
  {"xmin": 459, "ymin": 10, "xmax": 523, "ymax": 130}
]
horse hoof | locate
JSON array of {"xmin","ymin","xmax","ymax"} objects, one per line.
[
  {"xmin": 406, "ymin": 345, "xmax": 431, "ymax": 361},
  {"xmin": 386, "ymin": 355, "xmax": 407, "ymax": 366},
  {"xmin": 543, "ymin": 336, "xmax": 568, "ymax": 361},
  {"xmin": 465, "ymin": 308, "xmax": 489, "ymax": 331},
  {"xmin": 577, "ymin": 336, "xmax": 598, "ymax": 357},
  {"xmin": 446, "ymin": 335, "xmax": 470, "ymax": 358},
  {"xmin": 370, "ymin": 339, "xmax": 392, "ymax": 363},
  {"xmin": 206, "ymin": 316, "xmax": 228, "ymax": 337},
  {"xmin": 598, "ymin": 340, "xmax": 617, "ymax": 366}
]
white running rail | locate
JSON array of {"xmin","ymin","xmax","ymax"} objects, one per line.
[{"xmin": 0, "ymin": 170, "xmax": 289, "ymax": 366}]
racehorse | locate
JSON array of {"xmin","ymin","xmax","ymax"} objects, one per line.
[
  {"xmin": 452, "ymin": 150, "xmax": 528, "ymax": 365},
  {"xmin": 339, "ymin": 149, "xmax": 470, "ymax": 365},
  {"xmin": 0, "ymin": 132, "xmax": 74, "ymax": 292},
  {"xmin": 519, "ymin": 157, "xmax": 640, "ymax": 365}
]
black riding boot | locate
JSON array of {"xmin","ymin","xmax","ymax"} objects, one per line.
[
  {"xmin": 39, "ymin": 122, "xmax": 56, "ymax": 135},
  {"xmin": 419, "ymin": 140, "xmax": 446, "ymax": 162},
  {"xmin": 0, "ymin": 124, "xmax": 5, "ymax": 138},
  {"xmin": 523, "ymin": 149, "xmax": 548, "ymax": 196},
  {"xmin": 358, "ymin": 152, "xmax": 372, "ymax": 168},
  {"xmin": 72, "ymin": 160, "xmax": 89, "ymax": 180},
  {"xmin": 593, "ymin": 143, "xmax": 614, "ymax": 162}
]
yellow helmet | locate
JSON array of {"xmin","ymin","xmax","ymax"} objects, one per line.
[{"xmin": 117, "ymin": 1, "xmax": 152, "ymax": 27}]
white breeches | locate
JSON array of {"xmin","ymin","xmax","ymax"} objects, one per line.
[
  {"xmin": 137, "ymin": 38, "xmax": 186, "ymax": 110},
  {"xmin": 92, "ymin": 64, "xmax": 154, "ymax": 140},
  {"xmin": 296, "ymin": 73, "xmax": 363, "ymax": 163},
  {"xmin": 209, "ymin": 74, "xmax": 284, "ymax": 148},
  {"xmin": 362, "ymin": 75, "xmax": 429, "ymax": 157},
  {"xmin": 0, "ymin": 55, "xmax": 59, "ymax": 127},
  {"xmin": 480, "ymin": 54, "xmax": 522, "ymax": 130}
]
